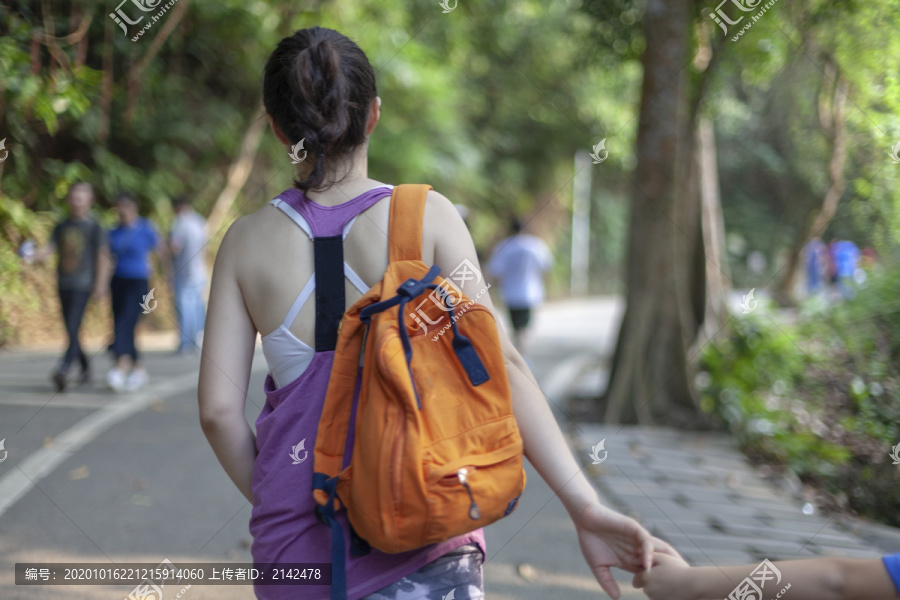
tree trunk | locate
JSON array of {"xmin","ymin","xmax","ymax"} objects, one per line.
[
  {"xmin": 774, "ymin": 61, "xmax": 847, "ymax": 305},
  {"xmin": 205, "ymin": 110, "xmax": 268, "ymax": 235},
  {"xmin": 696, "ymin": 117, "xmax": 730, "ymax": 341},
  {"xmin": 601, "ymin": 0, "xmax": 710, "ymax": 427},
  {"xmin": 98, "ymin": 14, "xmax": 114, "ymax": 146}
]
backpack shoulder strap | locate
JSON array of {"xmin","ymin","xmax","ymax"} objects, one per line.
[{"xmin": 388, "ymin": 184, "xmax": 432, "ymax": 263}]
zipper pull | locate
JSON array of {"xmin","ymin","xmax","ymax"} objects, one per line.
[{"xmin": 457, "ymin": 468, "xmax": 481, "ymax": 520}]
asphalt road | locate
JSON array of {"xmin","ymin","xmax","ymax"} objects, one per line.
[{"xmin": 0, "ymin": 298, "xmax": 640, "ymax": 600}]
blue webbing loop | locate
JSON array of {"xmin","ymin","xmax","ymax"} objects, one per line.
[
  {"xmin": 312, "ymin": 475, "xmax": 347, "ymax": 600},
  {"xmin": 450, "ymin": 319, "xmax": 490, "ymax": 386}
]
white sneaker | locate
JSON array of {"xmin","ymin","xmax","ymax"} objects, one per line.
[
  {"xmin": 106, "ymin": 368, "xmax": 126, "ymax": 393},
  {"xmin": 125, "ymin": 368, "xmax": 149, "ymax": 392}
]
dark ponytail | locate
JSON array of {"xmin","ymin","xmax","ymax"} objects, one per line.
[{"xmin": 263, "ymin": 27, "xmax": 377, "ymax": 193}]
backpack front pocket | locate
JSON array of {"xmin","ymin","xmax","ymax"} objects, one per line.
[{"xmin": 420, "ymin": 417, "xmax": 525, "ymax": 543}]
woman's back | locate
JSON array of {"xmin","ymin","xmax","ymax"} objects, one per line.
[
  {"xmin": 199, "ymin": 23, "xmax": 674, "ymax": 600},
  {"xmin": 228, "ymin": 178, "xmax": 445, "ymax": 350},
  {"xmin": 209, "ymin": 177, "xmax": 487, "ymax": 600}
]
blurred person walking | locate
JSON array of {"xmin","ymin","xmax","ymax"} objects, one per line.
[
  {"xmin": 106, "ymin": 192, "xmax": 161, "ymax": 392},
  {"xmin": 168, "ymin": 197, "xmax": 208, "ymax": 355},
  {"xmin": 25, "ymin": 182, "xmax": 109, "ymax": 391},
  {"xmin": 830, "ymin": 238, "xmax": 861, "ymax": 300},
  {"xmin": 804, "ymin": 237, "xmax": 828, "ymax": 295},
  {"xmin": 487, "ymin": 217, "xmax": 553, "ymax": 353}
]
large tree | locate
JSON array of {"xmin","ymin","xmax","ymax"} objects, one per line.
[{"xmin": 601, "ymin": 0, "xmax": 721, "ymax": 426}]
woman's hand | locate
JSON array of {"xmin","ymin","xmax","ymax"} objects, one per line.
[
  {"xmin": 572, "ymin": 502, "xmax": 681, "ymax": 598},
  {"xmin": 632, "ymin": 552, "xmax": 695, "ymax": 600}
]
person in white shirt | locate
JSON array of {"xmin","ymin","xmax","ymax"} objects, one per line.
[
  {"xmin": 168, "ymin": 197, "xmax": 208, "ymax": 355},
  {"xmin": 487, "ymin": 217, "xmax": 553, "ymax": 352}
]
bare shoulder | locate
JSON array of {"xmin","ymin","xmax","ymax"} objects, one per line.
[
  {"xmin": 424, "ymin": 188, "xmax": 460, "ymax": 218},
  {"xmin": 215, "ymin": 214, "xmax": 251, "ymax": 259},
  {"xmin": 212, "ymin": 211, "xmax": 269, "ymax": 272},
  {"xmin": 423, "ymin": 189, "xmax": 467, "ymax": 236}
]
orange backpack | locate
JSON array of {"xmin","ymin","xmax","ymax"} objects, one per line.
[{"xmin": 312, "ymin": 184, "xmax": 526, "ymax": 598}]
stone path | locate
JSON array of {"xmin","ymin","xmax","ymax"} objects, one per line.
[{"xmin": 572, "ymin": 423, "xmax": 900, "ymax": 568}]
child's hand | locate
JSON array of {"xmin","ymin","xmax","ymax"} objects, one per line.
[
  {"xmin": 633, "ymin": 552, "xmax": 695, "ymax": 600},
  {"xmin": 571, "ymin": 502, "xmax": 655, "ymax": 599}
]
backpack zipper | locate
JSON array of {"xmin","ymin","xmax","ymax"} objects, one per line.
[{"xmin": 457, "ymin": 468, "xmax": 481, "ymax": 520}]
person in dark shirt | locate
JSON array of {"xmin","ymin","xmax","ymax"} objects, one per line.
[{"xmin": 27, "ymin": 182, "xmax": 110, "ymax": 391}]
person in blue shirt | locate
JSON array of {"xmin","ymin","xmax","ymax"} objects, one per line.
[
  {"xmin": 106, "ymin": 192, "xmax": 161, "ymax": 392},
  {"xmin": 635, "ymin": 550, "xmax": 900, "ymax": 599},
  {"xmin": 830, "ymin": 238, "xmax": 861, "ymax": 300}
]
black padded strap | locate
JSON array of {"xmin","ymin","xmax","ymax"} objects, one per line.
[{"xmin": 314, "ymin": 235, "xmax": 344, "ymax": 352}]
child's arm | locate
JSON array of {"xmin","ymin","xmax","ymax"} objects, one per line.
[{"xmin": 634, "ymin": 552, "xmax": 899, "ymax": 600}]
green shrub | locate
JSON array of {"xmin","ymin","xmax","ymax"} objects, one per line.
[{"xmin": 700, "ymin": 270, "xmax": 900, "ymax": 526}]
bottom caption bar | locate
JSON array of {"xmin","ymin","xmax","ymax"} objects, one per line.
[{"xmin": 15, "ymin": 561, "xmax": 331, "ymax": 585}]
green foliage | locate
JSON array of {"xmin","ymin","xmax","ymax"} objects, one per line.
[
  {"xmin": 1, "ymin": 0, "xmax": 641, "ymax": 303},
  {"xmin": 705, "ymin": 0, "xmax": 900, "ymax": 287},
  {"xmin": 701, "ymin": 269, "xmax": 900, "ymax": 525}
]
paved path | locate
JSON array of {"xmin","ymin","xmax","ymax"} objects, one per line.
[
  {"xmin": 548, "ymin": 300, "xmax": 900, "ymax": 569},
  {"xmin": 572, "ymin": 425, "xmax": 900, "ymax": 566},
  {"xmin": 0, "ymin": 302, "xmax": 635, "ymax": 600},
  {"xmin": 1, "ymin": 297, "xmax": 897, "ymax": 600}
]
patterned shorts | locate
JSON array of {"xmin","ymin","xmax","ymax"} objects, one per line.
[{"xmin": 363, "ymin": 544, "xmax": 484, "ymax": 600}]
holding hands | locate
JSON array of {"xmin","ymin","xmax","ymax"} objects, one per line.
[
  {"xmin": 572, "ymin": 503, "xmax": 681, "ymax": 599},
  {"xmin": 633, "ymin": 552, "xmax": 696, "ymax": 600}
]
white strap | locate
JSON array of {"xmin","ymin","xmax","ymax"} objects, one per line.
[
  {"xmin": 272, "ymin": 190, "xmax": 383, "ymax": 329},
  {"xmin": 342, "ymin": 215, "xmax": 358, "ymax": 240},
  {"xmin": 270, "ymin": 198, "xmax": 314, "ymax": 240},
  {"xmin": 343, "ymin": 263, "xmax": 369, "ymax": 294},
  {"xmin": 281, "ymin": 276, "xmax": 316, "ymax": 329}
]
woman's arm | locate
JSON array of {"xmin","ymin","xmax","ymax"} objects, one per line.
[
  {"xmin": 198, "ymin": 219, "xmax": 258, "ymax": 502},
  {"xmin": 426, "ymin": 191, "xmax": 672, "ymax": 598},
  {"xmin": 634, "ymin": 552, "xmax": 898, "ymax": 600}
]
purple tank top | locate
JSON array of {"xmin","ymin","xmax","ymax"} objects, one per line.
[{"xmin": 250, "ymin": 186, "xmax": 485, "ymax": 600}]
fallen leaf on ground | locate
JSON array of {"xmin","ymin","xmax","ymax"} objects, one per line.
[{"xmin": 68, "ymin": 465, "xmax": 89, "ymax": 480}]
